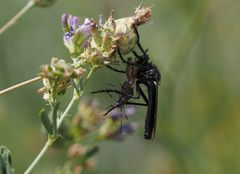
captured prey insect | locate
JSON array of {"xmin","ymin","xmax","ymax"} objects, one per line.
[{"xmin": 92, "ymin": 28, "xmax": 161, "ymax": 139}]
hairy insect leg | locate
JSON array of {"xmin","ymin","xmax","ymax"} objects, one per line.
[
  {"xmin": 136, "ymin": 80, "xmax": 149, "ymax": 105},
  {"xmin": 125, "ymin": 101, "xmax": 147, "ymax": 106},
  {"xmin": 117, "ymin": 47, "xmax": 129, "ymax": 64},
  {"xmin": 132, "ymin": 50, "xmax": 140, "ymax": 58},
  {"xmin": 104, "ymin": 104, "xmax": 117, "ymax": 116},
  {"xmin": 91, "ymin": 89, "xmax": 124, "ymax": 96},
  {"xmin": 133, "ymin": 25, "xmax": 146, "ymax": 54},
  {"xmin": 117, "ymin": 47, "xmax": 137, "ymax": 66}
]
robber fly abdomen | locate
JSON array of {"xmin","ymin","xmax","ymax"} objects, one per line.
[{"xmin": 136, "ymin": 68, "xmax": 160, "ymax": 139}]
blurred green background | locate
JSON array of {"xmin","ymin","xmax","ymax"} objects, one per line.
[{"xmin": 1, "ymin": 0, "xmax": 240, "ymax": 173}]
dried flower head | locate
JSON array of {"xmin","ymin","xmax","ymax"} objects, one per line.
[
  {"xmin": 61, "ymin": 6, "xmax": 152, "ymax": 67},
  {"xmin": 109, "ymin": 5, "xmax": 152, "ymax": 55},
  {"xmin": 68, "ymin": 144, "xmax": 87, "ymax": 158},
  {"xmin": 38, "ymin": 57, "xmax": 85, "ymax": 102}
]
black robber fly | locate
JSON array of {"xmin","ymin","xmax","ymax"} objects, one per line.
[{"xmin": 92, "ymin": 27, "xmax": 161, "ymax": 139}]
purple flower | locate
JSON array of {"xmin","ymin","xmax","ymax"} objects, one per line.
[
  {"xmin": 77, "ymin": 18, "xmax": 91, "ymax": 37},
  {"xmin": 62, "ymin": 15, "xmax": 92, "ymax": 55},
  {"xmin": 121, "ymin": 123, "xmax": 138, "ymax": 135},
  {"xmin": 111, "ymin": 106, "xmax": 136, "ymax": 120},
  {"xmin": 110, "ymin": 123, "xmax": 139, "ymax": 140},
  {"xmin": 70, "ymin": 16, "xmax": 79, "ymax": 30},
  {"xmin": 61, "ymin": 13, "xmax": 69, "ymax": 29},
  {"xmin": 63, "ymin": 32, "xmax": 75, "ymax": 53}
]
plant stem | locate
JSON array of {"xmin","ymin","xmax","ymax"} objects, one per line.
[
  {"xmin": 24, "ymin": 90, "xmax": 79, "ymax": 174},
  {"xmin": 24, "ymin": 65, "xmax": 95, "ymax": 173},
  {"xmin": 57, "ymin": 70, "xmax": 97, "ymax": 128},
  {"xmin": 84, "ymin": 66, "xmax": 96, "ymax": 85},
  {"xmin": 0, "ymin": 0, "xmax": 36, "ymax": 35},
  {"xmin": 23, "ymin": 139, "xmax": 51, "ymax": 174},
  {"xmin": 0, "ymin": 76, "xmax": 42, "ymax": 96},
  {"xmin": 57, "ymin": 91, "xmax": 80, "ymax": 129}
]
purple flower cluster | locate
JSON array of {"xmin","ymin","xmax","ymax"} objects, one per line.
[
  {"xmin": 110, "ymin": 106, "xmax": 136, "ymax": 120},
  {"xmin": 105, "ymin": 106, "xmax": 139, "ymax": 140},
  {"xmin": 61, "ymin": 14, "xmax": 92, "ymax": 56}
]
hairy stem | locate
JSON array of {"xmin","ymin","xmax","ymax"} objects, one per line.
[
  {"xmin": 84, "ymin": 66, "xmax": 96, "ymax": 85},
  {"xmin": 23, "ymin": 139, "xmax": 51, "ymax": 174},
  {"xmin": 0, "ymin": 0, "xmax": 36, "ymax": 35},
  {"xmin": 24, "ymin": 90, "xmax": 79, "ymax": 174},
  {"xmin": 0, "ymin": 76, "xmax": 42, "ymax": 96},
  {"xmin": 57, "ymin": 91, "xmax": 80, "ymax": 129}
]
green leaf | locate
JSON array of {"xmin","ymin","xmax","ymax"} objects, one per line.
[
  {"xmin": 0, "ymin": 146, "xmax": 14, "ymax": 174},
  {"xmin": 83, "ymin": 146, "xmax": 99, "ymax": 161},
  {"xmin": 39, "ymin": 108, "xmax": 53, "ymax": 134},
  {"xmin": 52, "ymin": 103, "xmax": 60, "ymax": 135},
  {"xmin": 71, "ymin": 79, "xmax": 80, "ymax": 94},
  {"xmin": 79, "ymin": 77, "xmax": 84, "ymax": 91}
]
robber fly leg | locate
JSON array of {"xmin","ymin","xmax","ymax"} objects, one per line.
[
  {"xmin": 136, "ymin": 80, "xmax": 149, "ymax": 105},
  {"xmin": 125, "ymin": 101, "xmax": 147, "ymax": 106},
  {"xmin": 133, "ymin": 25, "xmax": 146, "ymax": 55},
  {"xmin": 91, "ymin": 89, "xmax": 124, "ymax": 96}
]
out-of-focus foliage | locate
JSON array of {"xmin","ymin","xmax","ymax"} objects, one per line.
[
  {"xmin": 0, "ymin": 146, "xmax": 14, "ymax": 174},
  {"xmin": 0, "ymin": 0, "xmax": 240, "ymax": 174}
]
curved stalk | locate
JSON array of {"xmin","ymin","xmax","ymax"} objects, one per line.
[
  {"xmin": 0, "ymin": 0, "xmax": 36, "ymax": 35},
  {"xmin": 24, "ymin": 91, "xmax": 79, "ymax": 174},
  {"xmin": 0, "ymin": 76, "xmax": 42, "ymax": 96},
  {"xmin": 24, "ymin": 69, "xmax": 94, "ymax": 173},
  {"xmin": 23, "ymin": 139, "xmax": 51, "ymax": 174}
]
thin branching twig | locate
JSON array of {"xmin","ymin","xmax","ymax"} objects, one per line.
[
  {"xmin": 0, "ymin": 76, "xmax": 42, "ymax": 96},
  {"xmin": 0, "ymin": 0, "xmax": 36, "ymax": 35},
  {"xmin": 24, "ymin": 89, "xmax": 79, "ymax": 174}
]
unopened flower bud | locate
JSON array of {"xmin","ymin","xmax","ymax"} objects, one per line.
[
  {"xmin": 98, "ymin": 15, "xmax": 104, "ymax": 26},
  {"xmin": 85, "ymin": 158, "xmax": 96, "ymax": 169},
  {"xmin": 70, "ymin": 16, "xmax": 79, "ymax": 30},
  {"xmin": 39, "ymin": 58, "xmax": 85, "ymax": 102},
  {"xmin": 68, "ymin": 144, "xmax": 87, "ymax": 158},
  {"xmin": 61, "ymin": 13, "xmax": 69, "ymax": 31},
  {"xmin": 63, "ymin": 16, "xmax": 92, "ymax": 57}
]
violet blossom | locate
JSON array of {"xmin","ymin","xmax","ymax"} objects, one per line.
[{"xmin": 61, "ymin": 14, "xmax": 92, "ymax": 57}]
